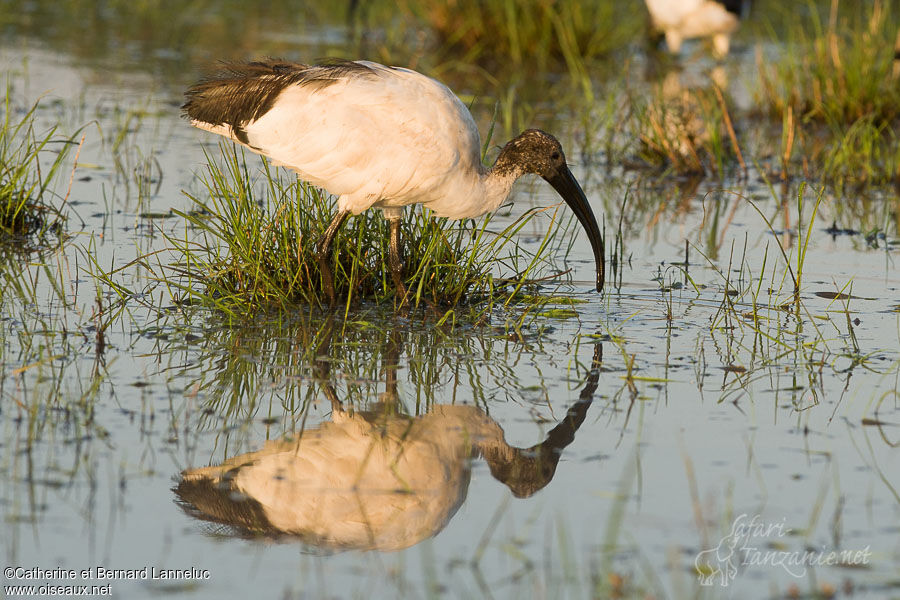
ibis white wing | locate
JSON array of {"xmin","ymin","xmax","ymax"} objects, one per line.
[{"xmin": 241, "ymin": 63, "xmax": 484, "ymax": 215}]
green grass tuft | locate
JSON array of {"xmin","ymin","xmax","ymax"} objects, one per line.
[
  {"xmin": 0, "ymin": 86, "xmax": 74, "ymax": 246},
  {"xmin": 376, "ymin": 0, "xmax": 643, "ymax": 71},
  {"xmin": 166, "ymin": 143, "xmax": 577, "ymax": 315},
  {"xmin": 755, "ymin": 0, "xmax": 900, "ymax": 185},
  {"xmin": 757, "ymin": 1, "xmax": 900, "ymax": 126}
]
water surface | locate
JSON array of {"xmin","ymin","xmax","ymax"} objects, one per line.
[{"xmin": 1, "ymin": 9, "xmax": 899, "ymax": 600}]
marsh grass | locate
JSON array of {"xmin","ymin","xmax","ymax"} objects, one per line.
[
  {"xmin": 756, "ymin": 0, "xmax": 900, "ymax": 184},
  {"xmin": 384, "ymin": 0, "xmax": 643, "ymax": 71},
  {"xmin": 631, "ymin": 77, "xmax": 738, "ymax": 177},
  {"xmin": 757, "ymin": 0, "xmax": 900, "ymax": 126},
  {"xmin": 681, "ymin": 182, "xmax": 885, "ymax": 407},
  {"xmin": 164, "ymin": 143, "xmax": 575, "ymax": 316},
  {"xmin": 0, "ymin": 88, "xmax": 74, "ymax": 246}
]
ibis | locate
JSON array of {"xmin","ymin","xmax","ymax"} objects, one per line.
[
  {"xmin": 644, "ymin": 0, "xmax": 748, "ymax": 57},
  {"xmin": 183, "ymin": 59, "xmax": 605, "ymax": 303},
  {"xmin": 175, "ymin": 333, "xmax": 603, "ymax": 549},
  {"xmin": 176, "ymin": 402, "xmax": 596, "ymax": 548}
]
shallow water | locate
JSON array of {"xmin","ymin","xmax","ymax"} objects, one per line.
[{"xmin": 2, "ymin": 11, "xmax": 900, "ymax": 600}]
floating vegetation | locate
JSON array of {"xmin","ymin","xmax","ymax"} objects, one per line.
[{"xmin": 162, "ymin": 144, "xmax": 577, "ymax": 316}]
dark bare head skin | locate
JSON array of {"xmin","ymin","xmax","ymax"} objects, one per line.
[
  {"xmin": 492, "ymin": 129, "xmax": 567, "ymax": 179},
  {"xmin": 493, "ymin": 129, "xmax": 605, "ymax": 292},
  {"xmin": 483, "ymin": 342, "xmax": 602, "ymax": 497}
]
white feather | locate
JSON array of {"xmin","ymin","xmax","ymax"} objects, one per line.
[
  {"xmin": 200, "ymin": 62, "xmax": 516, "ymax": 220},
  {"xmin": 645, "ymin": 0, "xmax": 740, "ymax": 55}
]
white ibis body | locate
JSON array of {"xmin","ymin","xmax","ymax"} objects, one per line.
[
  {"xmin": 645, "ymin": 0, "xmax": 746, "ymax": 57},
  {"xmin": 183, "ymin": 59, "xmax": 605, "ymax": 302}
]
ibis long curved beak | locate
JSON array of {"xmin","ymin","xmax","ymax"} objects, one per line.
[{"xmin": 545, "ymin": 167, "xmax": 605, "ymax": 292}]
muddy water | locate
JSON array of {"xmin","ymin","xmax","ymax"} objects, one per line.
[{"xmin": 2, "ymin": 16, "xmax": 899, "ymax": 600}]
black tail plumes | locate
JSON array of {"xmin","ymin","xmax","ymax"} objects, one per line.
[{"xmin": 182, "ymin": 58, "xmax": 378, "ymax": 143}]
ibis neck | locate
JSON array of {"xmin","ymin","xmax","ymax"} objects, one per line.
[
  {"xmin": 481, "ymin": 147, "xmax": 528, "ymax": 213},
  {"xmin": 480, "ymin": 166, "xmax": 520, "ymax": 213}
]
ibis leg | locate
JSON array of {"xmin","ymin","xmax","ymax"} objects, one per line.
[
  {"xmin": 387, "ymin": 217, "xmax": 407, "ymax": 302},
  {"xmin": 316, "ymin": 210, "xmax": 350, "ymax": 306}
]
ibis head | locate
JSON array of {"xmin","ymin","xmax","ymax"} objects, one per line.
[{"xmin": 494, "ymin": 130, "xmax": 605, "ymax": 292}]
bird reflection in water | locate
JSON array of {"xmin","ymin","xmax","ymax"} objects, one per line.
[{"xmin": 174, "ymin": 327, "xmax": 602, "ymax": 552}]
